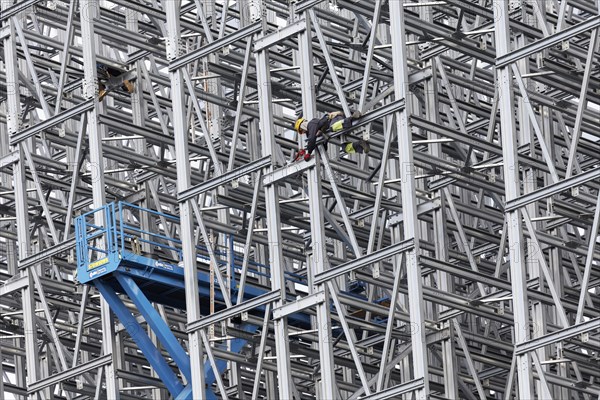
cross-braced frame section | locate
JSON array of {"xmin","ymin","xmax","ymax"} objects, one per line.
[{"xmin": 0, "ymin": 0, "xmax": 599, "ymax": 399}]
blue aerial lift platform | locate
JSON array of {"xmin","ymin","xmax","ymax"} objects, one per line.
[{"xmin": 75, "ymin": 202, "xmax": 312, "ymax": 399}]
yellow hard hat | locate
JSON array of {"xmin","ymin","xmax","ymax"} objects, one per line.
[{"xmin": 294, "ymin": 117, "xmax": 305, "ymax": 133}]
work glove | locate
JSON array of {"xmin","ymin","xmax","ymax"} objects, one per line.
[
  {"xmin": 294, "ymin": 149, "xmax": 306, "ymax": 162},
  {"xmin": 304, "ymin": 153, "xmax": 311, "ymax": 162}
]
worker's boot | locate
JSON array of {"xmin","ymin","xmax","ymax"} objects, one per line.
[
  {"xmin": 343, "ymin": 140, "xmax": 370, "ymax": 154},
  {"xmin": 358, "ymin": 140, "xmax": 370, "ymax": 153}
]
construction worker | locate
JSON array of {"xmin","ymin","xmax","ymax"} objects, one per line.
[
  {"xmin": 97, "ymin": 63, "xmax": 136, "ymax": 102},
  {"xmin": 294, "ymin": 110, "xmax": 370, "ymax": 161}
]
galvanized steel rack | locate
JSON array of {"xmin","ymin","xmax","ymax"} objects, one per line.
[{"xmin": 1, "ymin": 0, "xmax": 599, "ymax": 399}]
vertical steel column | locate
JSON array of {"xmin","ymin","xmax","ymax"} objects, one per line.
[
  {"xmin": 165, "ymin": 1, "xmax": 206, "ymax": 398},
  {"xmin": 0, "ymin": 343, "xmax": 3, "ymax": 396},
  {"xmin": 517, "ymin": 23, "xmax": 548, "ymax": 396},
  {"xmin": 297, "ymin": 11, "xmax": 337, "ymax": 398},
  {"xmin": 125, "ymin": 3, "xmax": 151, "ymax": 250},
  {"xmin": 127, "ymin": 4, "xmax": 161, "ymax": 394},
  {"xmin": 79, "ymin": 1, "xmax": 119, "ymax": 397},
  {"xmin": 255, "ymin": 42, "xmax": 294, "ymax": 400},
  {"xmin": 544, "ymin": 106, "xmax": 569, "ymax": 400},
  {"xmin": 493, "ymin": 1, "xmax": 534, "ymax": 398},
  {"xmin": 422, "ymin": 3, "xmax": 457, "ymax": 393},
  {"xmin": 0, "ymin": 101, "xmax": 5, "ymax": 400},
  {"xmin": 203, "ymin": 0, "xmax": 222, "ymax": 143},
  {"xmin": 389, "ymin": 2, "xmax": 429, "ymax": 397},
  {"xmin": 2, "ymin": 4, "xmax": 39, "ymax": 398},
  {"xmin": 206, "ymin": 0, "xmax": 235, "ymax": 386}
]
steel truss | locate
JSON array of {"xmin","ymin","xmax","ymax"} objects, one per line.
[{"xmin": 1, "ymin": 0, "xmax": 599, "ymax": 399}]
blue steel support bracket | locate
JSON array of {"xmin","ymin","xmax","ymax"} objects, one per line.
[
  {"xmin": 175, "ymin": 385, "xmax": 218, "ymax": 400},
  {"xmin": 94, "ymin": 279, "xmax": 186, "ymax": 398},
  {"xmin": 174, "ymin": 386, "xmax": 193, "ymax": 400},
  {"xmin": 114, "ymin": 273, "xmax": 192, "ymax": 382}
]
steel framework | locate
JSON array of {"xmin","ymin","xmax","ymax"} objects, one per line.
[{"xmin": 1, "ymin": 0, "xmax": 599, "ymax": 399}]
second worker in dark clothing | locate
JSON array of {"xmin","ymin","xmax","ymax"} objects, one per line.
[{"xmin": 294, "ymin": 110, "xmax": 370, "ymax": 161}]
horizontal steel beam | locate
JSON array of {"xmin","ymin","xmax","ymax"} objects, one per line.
[
  {"xmin": 411, "ymin": 115, "xmax": 502, "ymax": 156},
  {"xmin": 109, "ymin": 0, "xmax": 201, "ymax": 34},
  {"xmin": 178, "ymin": 156, "xmax": 271, "ymax": 202},
  {"xmin": 0, "ymin": 151, "xmax": 19, "ymax": 170},
  {"xmin": 9, "ymin": 99, "xmax": 94, "ymax": 145},
  {"xmin": 18, "ymin": 238, "xmax": 76, "ymax": 270},
  {"xmin": 27, "ymin": 355, "xmax": 112, "ymax": 394},
  {"xmin": 0, "ymin": 0, "xmax": 43, "ymax": 21},
  {"xmin": 263, "ymin": 157, "xmax": 316, "ymax": 185},
  {"xmin": 169, "ymin": 21, "xmax": 262, "ymax": 71},
  {"xmin": 0, "ymin": 274, "xmax": 28, "ymax": 297},
  {"xmin": 505, "ymin": 167, "xmax": 600, "ymax": 212},
  {"xmin": 496, "ymin": 15, "xmax": 600, "ymax": 68},
  {"xmin": 360, "ymin": 378, "xmax": 424, "ymax": 400},
  {"xmin": 294, "ymin": 0, "xmax": 326, "ymax": 14},
  {"xmin": 272, "ymin": 291, "xmax": 326, "ymax": 319},
  {"xmin": 420, "ymin": 256, "xmax": 513, "ymax": 292},
  {"xmin": 515, "ymin": 317, "xmax": 600, "ymax": 355},
  {"xmin": 254, "ymin": 18, "xmax": 306, "ymax": 52},
  {"xmin": 2, "ymin": 383, "xmax": 26, "ymax": 398},
  {"xmin": 411, "ymin": 116, "xmax": 551, "ymax": 174},
  {"xmin": 388, "ymin": 200, "xmax": 440, "ymax": 226},
  {"xmin": 314, "ymin": 239, "xmax": 414, "ymax": 285},
  {"xmin": 187, "ymin": 290, "xmax": 280, "ymax": 333}
]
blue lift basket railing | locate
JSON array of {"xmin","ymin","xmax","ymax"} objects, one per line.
[{"xmin": 75, "ymin": 201, "xmax": 306, "ymax": 287}]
